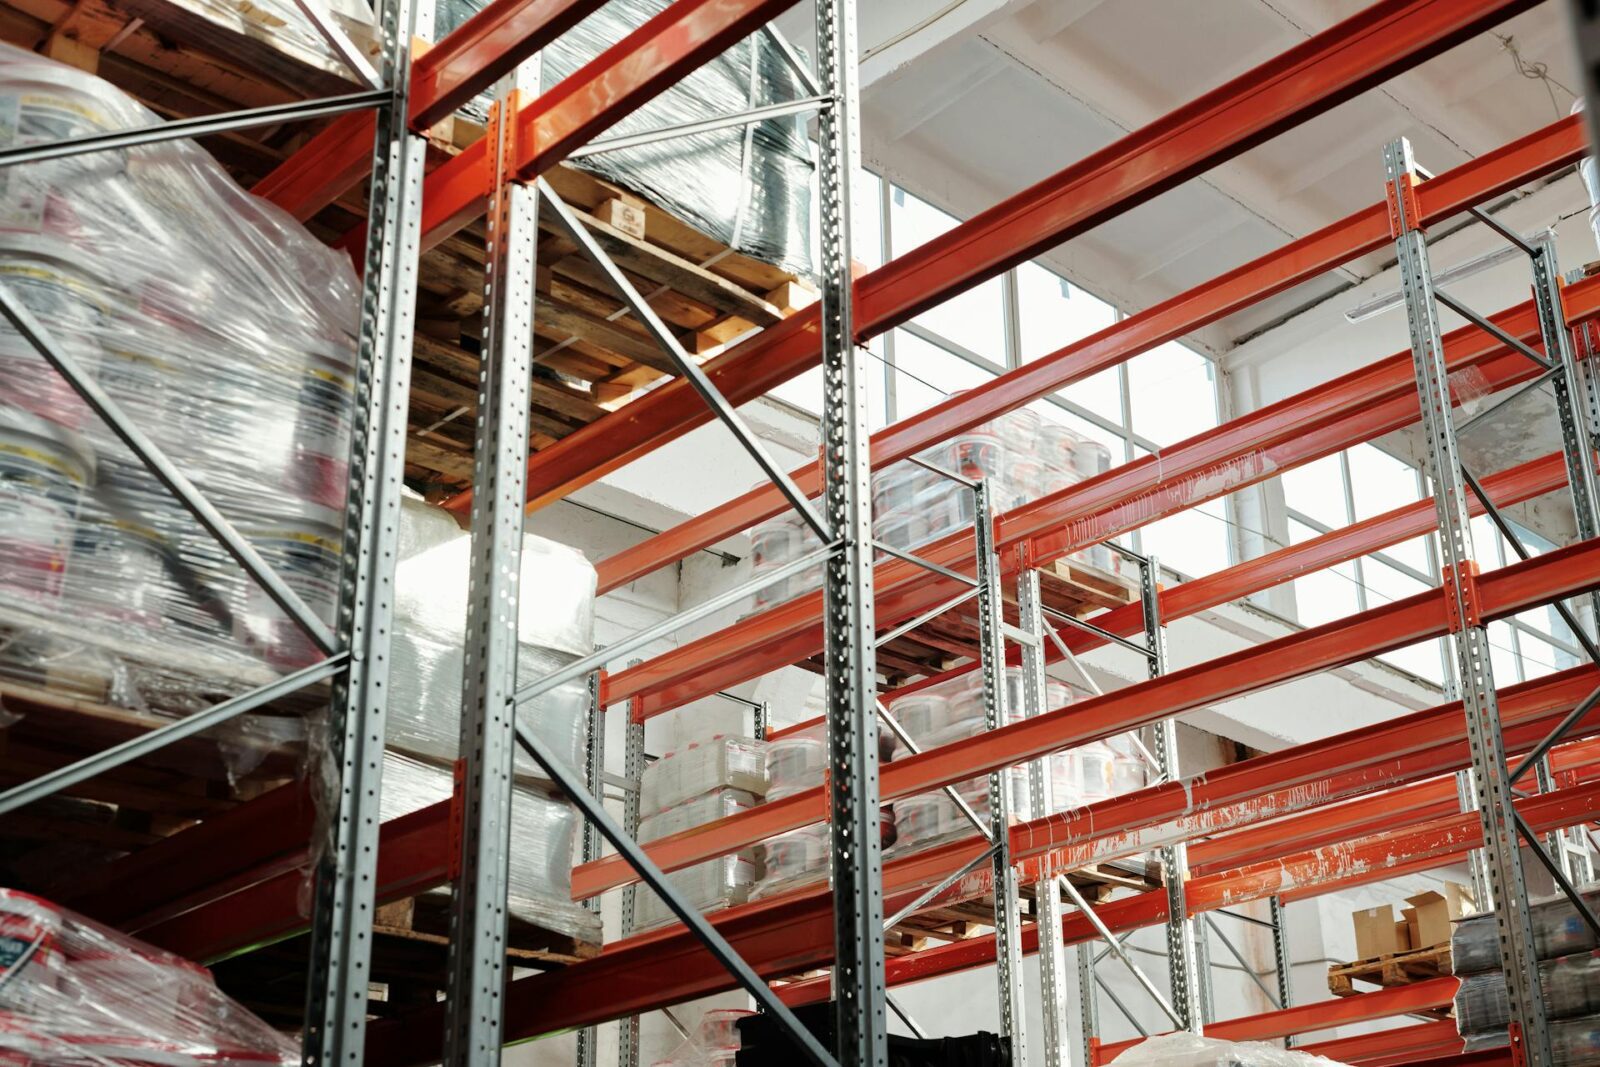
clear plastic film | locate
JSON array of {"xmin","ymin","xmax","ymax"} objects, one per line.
[
  {"xmin": 884, "ymin": 668, "xmax": 1147, "ymax": 854},
  {"xmin": 1106, "ymin": 1032, "xmax": 1355, "ymax": 1067},
  {"xmin": 0, "ymin": 47, "xmax": 359, "ymax": 771},
  {"xmin": 747, "ymin": 407, "xmax": 1122, "ymax": 616},
  {"xmin": 651, "ymin": 1008, "xmax": 754, "ymax": 1067},
  {"xmin": 639, "ymin": 735, "xmax": 768, "ymax": 816},
  {"xmin": 433, "ymin": 0, "xmax": 814, "ymax": 276},
  {"xmin": 1451, "ymin": 885, "xmax": 1600, "ymax": 974},
  {"xmin": 379, "ymin": 750, "xmax": 600, "ymax": 942},
  {"xmin": 0, "ymin": 888, "xmax": 299, "ymax": 1064},
  {"xmin": 389, "ymin": 496, "xmax": 596, "ymax": 787},
  {"xmin": 1455, "ymin": 952, "xmax": 1600, "ymax": 1036},
  {"xmin": 634, "ymin": 788, "xmax": 763, "ymax": 932},
  {"xmin": 1462, "ymin": 1016, "xmax": 1600, "ymax": 1066}
]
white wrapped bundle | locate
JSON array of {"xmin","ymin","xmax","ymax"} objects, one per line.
[
  {"xmin": 389, "ymin": 497, "xmax": 596, "ymax": 785},
  {"xmin": 379, "ymin": 751, "xmax": 599, "ymax": 942},
  {"xmin": 0, "ymin": 45, "xmax": 359, "ymax": 721}
]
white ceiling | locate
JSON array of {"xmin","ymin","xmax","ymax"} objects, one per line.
[{"xmin": 778, "ymin": 0, "xmax": 1580, "ymax": 356}]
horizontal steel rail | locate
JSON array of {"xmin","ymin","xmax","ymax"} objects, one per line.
[{"xmin": 437, "ymin": 0, "xmax": 1544, "ymax": 520}]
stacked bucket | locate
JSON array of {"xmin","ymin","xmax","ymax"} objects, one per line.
[
  {"xmin": 746, "ymin": 406, "xmax": 1117, "ymax": 616},
  {"xmin": 0, "ymin": 45, "xmax": 360, "ymax": 711}
]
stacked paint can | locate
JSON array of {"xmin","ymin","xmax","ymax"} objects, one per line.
[
  {"xmin": 0, "ymin": 45, "xmax": 361, "ymax": 705},
  {"xmin": 744, "ymin": 407, "xmax": 1122, "ymax": 617}
]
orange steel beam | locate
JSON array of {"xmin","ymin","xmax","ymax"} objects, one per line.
[
  {"xmin": 1092, "ymin": 982, "xmax": 1460, "ymax": 1062},
  {"xmin": 763, "ymin": 448, "xmax": 1570, "ymax": 744},
  {"xmin": 571, "ymin": 538, "xmax": 1600, "ymax": 899},
  {"xmin": 363, "ymin": 778, "xmax": 1592, "ymax": 1051},
  {"xmin": 254, "ymin": 0, "xmax": 776, "ymax": 220},
  {"xmin": 766, "ymin": 778, "xmax": 1600, "ymax": 1010},
  {"xmin": 435, "ymin": 0, "xmax": 1547, "ymax": 520},
  {"xmin": 589, "ymin": 112, "xmax": 1585, "ymax": 593},
  {"xmin": 608, "ymin": 273, "xmax": 1600, "ymax": 718}
]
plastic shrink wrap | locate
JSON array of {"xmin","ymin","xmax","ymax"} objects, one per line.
[
  {"xmin": 0, "ymin": 888, "xmax": 298, "ymax": 1064},
  {"xmin": 388, "ymin": 495, "xmax": 595, "ymax": 787},
  {"xmin": 886, "ymin": 669, "xmax": 1147, "ymax": 853},
  {"xmin": 640, "ymin": 736, "xmax": 768, "ymax": 815},
  {"xmin": 634, "ymin": 788, "xmax": 763, "ymax": 932},
  {"xmin": 1451, "ymin": 886, "xmax": 1600, "ymax": 974},
  {"xmin": 0, "ymin": 47, "xmax": 358, "ymax": 770},
  {"xmin": 749, "ymin": 409, "xmax": 1123, "ymax": 617},
  {"xmin": 432, "ymin": 0, "xmax": 813, "ymax": 276},
  {"xmin": 753, "ymin": 722, "xmax": 830, "ymax": 898},
  {"xmin": 380, "ymin": 750, "xmax": 599, "ymax": 941},
  {"xmin": 651, "ymin": 1009, "xmax": 754, "ymax": 1067},
  {"xmin": 1107, "ymin": 1033, "xmax": 1354, "ymax": 1067},
  {"xmin": 1455, "ymin": 953, "xmax": 1600, "ymax": 1034},
  {"xmin": 1462, "ymin": 1015, "xmax": 1600, "ymax": 1065}
]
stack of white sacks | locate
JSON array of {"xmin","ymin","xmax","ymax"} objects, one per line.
[
  {"xmin": 631, "ymin": 676, "xmax": 1152, "ymax": 922},
  {"xmin": 747, "ymin": 407, "xmax": 1118, "ymax": 615},
  {"xmin": 381, "ymin": 496, "xmax": 601, "ymax": 944}
]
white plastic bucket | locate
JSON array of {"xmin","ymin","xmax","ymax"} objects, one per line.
[
  {"xmin": 766, "ymin": 736, "xmax": 826, "ymax": 794},
  {"xmin": 761, "ymin": 826, "xmax": 828, "ymax": 884},
  {"xmin": 234, "ymin": 499, "xmax": 341, "ymax": 668},
  {"xmin": 890, "ymin": 692, "xmax": 949, "ymax": 745},
  {"xmin": 289, "ymin": 340, "xmax": 355, "ymax": 512},
  {"xmin": 0, "ymin": 407, "xmax": 94, "ymax": 603}
]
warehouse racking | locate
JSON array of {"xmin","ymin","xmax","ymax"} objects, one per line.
[{"xmin": 3, "ymin": 1, "xmax": 1600, "ymax": 1067}]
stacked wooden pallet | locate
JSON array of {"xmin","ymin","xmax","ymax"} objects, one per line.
[
  {"xmin": 854, "ymin": 553, "xmax": 1143, "ymax": 683},
  {"xmin": 0, "ymin": 0, "xmax": 813, "ymax": 983}
]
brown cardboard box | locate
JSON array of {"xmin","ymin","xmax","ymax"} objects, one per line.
[
  {"xmin": 1396, "ymin": 919, "xmax": 1414, "ymax": 953},
  {"xmin": 1406, "ymin": 882, "xmax": 1476, "ymax": 949},
  {"xmin": 1352, "ymin": 905, "xmax": 1404, "ymax": 959}
]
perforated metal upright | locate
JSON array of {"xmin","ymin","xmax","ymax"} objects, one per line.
[
  {"xmin": 1018, "ymin": 568, "xmax": 1068, "ymax": 1067},
  {"xmin": 1143, "ymin": 556, "xmax": 1201, "ymax": 1033},
  {"xmin": 299, "ymin": 0, "xmax": 427, "ymax": 1060},
  {"xmin": 1386, "ymin": 136, "xmax": 1553, "ymax": 1067},
  {"xmin": 1536, "ymin": 243, "xmax": 1600, "ymax": 881},
  {"xmin": 617, "ymin": 685, "xmax": 645, "ymax": 1067},
  {"xmin": 442, "ymin": 64, "xmax": 542, "ymax": 1067},
  {"xmin": 814, "ymin": 0, "xmax": 887, "ymax": 1061},
  {"xmin": 972, "ymin": 483, "xmax": 1027, "ymax": 1063},
  {"xmin": 576, "ymin": 671, "xmax": 607, "ymax": 1067}
]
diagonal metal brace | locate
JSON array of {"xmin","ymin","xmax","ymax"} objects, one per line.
[
  {"xmin": 536, "ymin": 176, "xmax": 833, "ymax": 543},
  {"xmin": 510, "ymin": 716, "xmax": 838, "ymax": 1067},
  {"xmin": 0, "ymin": 283, "xmax": 338, "ymax": 654}
]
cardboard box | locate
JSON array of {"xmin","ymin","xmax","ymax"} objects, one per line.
[
  {"xmin": 1395, "ymin": 919, "xmax": 1414, "ymax": 953},
  {"xmin": 1352, "ymin": 905, "xmax": 1404, "ymax": 959},
  {"xmin": 1406, "ymin": 882, "xmax": 1476, "ymax": 949}
]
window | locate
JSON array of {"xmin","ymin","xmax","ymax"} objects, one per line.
[
  {"xmin": 1277, "ymin": 443, "xmax": 1571, "ymax": 688},
  {"xmin": 891, "ymin": 188, "xmax": 1006, "ymax": 360},
  {"xmin": 1127, "ymin": 342, "xmax": 1218, "ymax": 448},
  {"xmin": 1016, "ymin": 262, "xmax": 1117, "ymax": 363},
  {"xmin": 772, "ymin": 167, "xmax": 1228, "ymax": 582}
]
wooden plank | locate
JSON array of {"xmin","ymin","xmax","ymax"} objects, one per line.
[{"xmin": 545, "ymin": 207, "xmax": 784, "ymax": 327}]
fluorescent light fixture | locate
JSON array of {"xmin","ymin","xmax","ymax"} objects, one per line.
[{"xmin": 1343, "ymin": 228, "xmax": 1553, "ymax": 323}]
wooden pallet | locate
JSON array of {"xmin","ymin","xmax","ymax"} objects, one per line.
[
  {"xmin": 858, "ymin": 553, "xmax": 1142, "ymax": 683},
  {"xmin": 885, "ymin": 855, "xmax": 1160, "ymax": 952},
  {"xmin": 0, "ymin": 0, "xmax": 814, "ymax": 500},
  {"xmin": 1328, "ymin": 942, "xmax": 1454, "ymax": 996}
]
